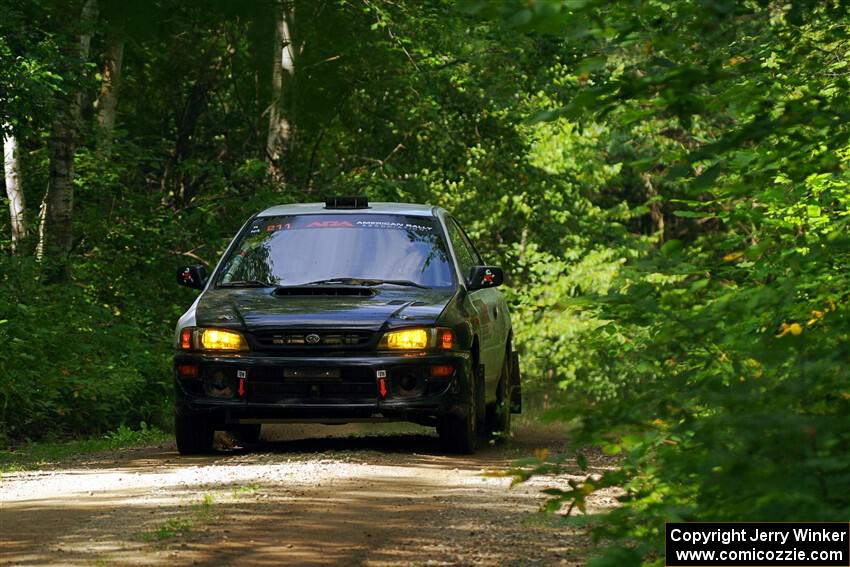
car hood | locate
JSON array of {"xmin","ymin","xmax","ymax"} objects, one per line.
[{"xmin": 194, "ymin": 286, "xmax": 455, "ymax": 331}]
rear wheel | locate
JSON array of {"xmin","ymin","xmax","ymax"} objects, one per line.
[
  {"xmin": 485, "ymin": 347, "xmax": 512, "ymax": 443},
  {"xmin": 175, "ymin": 411, "xmax": 214, "ymax": 455}
]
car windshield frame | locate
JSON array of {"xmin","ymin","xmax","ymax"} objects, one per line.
[{"xmin": 213, "ymin": 212, "xmax": 457, "ymax": 290}]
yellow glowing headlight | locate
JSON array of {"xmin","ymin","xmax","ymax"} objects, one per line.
[
  {"xmin": 199, "ymin": 329, "xmax": 248, "ymax": 351},
  {"xmin": 383, "ymin": 328, "xmax": 430, "ymax": 350}
]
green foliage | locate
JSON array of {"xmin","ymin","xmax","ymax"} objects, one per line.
[
  {"xmin": 465, "ymin": 1, "xmax": 850, "ymax": 564},
  {"xmin": 0, "ymin": 1, "xmax": 62, "ymax": 135},
  {"xmin": 0, "ymin": 423, "xmax": 167, "ymax": 472},
  {"xmin": 139, "ymin": 493, "xmax": 217, "ymax": 542},
  {"xmin": 139, "ymin": 515, "xmax": 195, "ymax": 542},
  {"xmin": 0, "ymin": 255, "xmax": 171, "ymax": 441}
]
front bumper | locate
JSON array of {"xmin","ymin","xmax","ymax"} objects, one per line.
[{"xmin": 173, "ymin": 351, "xmax": 472, "ymax": 424}]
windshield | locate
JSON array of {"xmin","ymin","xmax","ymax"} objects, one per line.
[{"xmin": 217, "ymin": 214, "xmax": 455, "ymax": 289}]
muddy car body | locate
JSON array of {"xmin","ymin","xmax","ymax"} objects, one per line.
[{"xmin": 173, "ymin": 198, "xmax": 520, "ymax": 454}]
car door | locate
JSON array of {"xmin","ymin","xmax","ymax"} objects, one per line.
[{"xmin": 445, "ymin": 217, "xmax": 505, "ymax": 400}]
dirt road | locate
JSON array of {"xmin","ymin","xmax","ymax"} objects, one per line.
[{"xmin": 0, "ymin": 424, "xmax": 617, "ymax": 566}]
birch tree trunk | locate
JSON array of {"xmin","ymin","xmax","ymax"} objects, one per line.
[
  {"xmin": 35, "ymin": 189, "xmax": 47, "ymax": 262},
  {"xmin": 266, "ymin": 1, "xmax": 295, "ymax": 179},
  {"xmin": 2, "ymin": 131, "xmax": 26, "ymax": 249},
  {"xmin": 42, "ymin": 0, "xmax": 98, "ymax": 283},
  {"xmin": 96, "ymin": 36, "xmax": 124, "ymax": 145}
]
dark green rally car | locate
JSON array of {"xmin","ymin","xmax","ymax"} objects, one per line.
[{"xmin": 173, "ymin": 197, "xmax": 521, "ymax": 454}]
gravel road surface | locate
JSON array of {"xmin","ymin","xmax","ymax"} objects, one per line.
[{"xmin": 0, "ymin": 423, "xmax": 617, "ymax": 566}]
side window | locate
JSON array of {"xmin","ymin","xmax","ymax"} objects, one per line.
[
  {"xmin": 446, "ymin": 218, "xmax": 481, "ymax": 279},
  {"xmin": 456, "ymin": 221, "xmax": 483, "ymax": 265}
]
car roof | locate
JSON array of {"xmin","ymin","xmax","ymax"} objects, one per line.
[{"xmin": 256, "ymin": 202, "xmax": 440, "ymax": 218}]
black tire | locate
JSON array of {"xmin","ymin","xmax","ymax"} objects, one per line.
[
  {"xmin": 437, "ymin": 364, "xmax": 478, "ymax": 454},
  {"xmin": 228, "ymin": 423, "xmax": 262, "ymax": 445},
  {"xmin": 437, "ymin": 408, "xmax": 477, "ymax": 454},
  {"xmin": 509, "ymin": 351, "xmax": 522, "ymax": 414},
  {"xmin": 485, "ymin": 348, "xmax": 512, "ymax": 443},
  {"xmin": 175, "ymin": 411, "xmax": 215, "ymax": 455}
]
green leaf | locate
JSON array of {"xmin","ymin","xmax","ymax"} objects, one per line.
[
  {"xmin": 673, "ymin": 210, "xmax": 714, "ymax": 218},
  {"xmin": 660, "ymin": 239, "xmax": 684, "ymax": 257}
]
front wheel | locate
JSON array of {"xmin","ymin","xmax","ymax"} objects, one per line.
[
  {"xmin": 437, "ymin": 409, "xmax": 477, "ymax": 454},
  {"xmin": 437, "ymin": 369, "xmax": 478, "ymax": 454},
  {"xmin": 175, "ymin": 411, "xmax": 215, "ymax": 455}
]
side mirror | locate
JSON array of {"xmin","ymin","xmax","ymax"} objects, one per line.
[
  {"xmin": 176, "ymin": 265, "xmax": 208, "ymax": 290},
  {"xmin": 466, "ymin": 265, "xmax": 503, "ymax": 291}
]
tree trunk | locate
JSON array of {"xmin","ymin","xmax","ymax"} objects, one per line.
[
  {"xmin": 42, "ymin": 0, "xmax": 98, "ymax": 283},
  {"xmin": 43, "ymin": 114, "xmax": 76, "ymax": 281},
  {"xmin": 160, "ymin": 31, "xmax": 229, "ymax": 207},
  {"xmin": 96, "ymin": 36, "xmax": 124, "ymax": 145},
  {"xmin": 35, "ymin": 187, "xmax": 47, "ymax": 262},
  {"xmin": 2, "ymin": 130, "xmax": 26, "ymax": 249},
  {"xmin": 641, "ymin": 171, "xmax": 665, "ymax": 243},
  {"xmin": 266, "ymin": 1, "xmax": 295, "ymax": 178}
]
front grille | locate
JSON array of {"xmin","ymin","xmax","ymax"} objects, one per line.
[
  {"xmin": 251, "ymin": 329, "xmax": 373, "ymax": 350},
  {"xmin": 249, "ymin": 365, "xmax": 376, "ymax": 402}
]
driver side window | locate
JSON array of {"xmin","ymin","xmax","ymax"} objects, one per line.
[{"xmin": 446, "ymin": 217, "xmax": 481, "ymax": 279}]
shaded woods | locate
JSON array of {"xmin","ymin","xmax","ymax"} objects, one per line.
[{"xmin": 3, "ymin": 1, "xmax": 850, "ymax": 564}]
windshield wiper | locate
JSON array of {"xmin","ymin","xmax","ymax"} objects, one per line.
[
  {"xmin": 218, "ymin": 280, "xmax": 276, "ymax": 288},
  {"xmin": 299, "ymin": 278, "xmax": 357, "ymax": 286},
  {"xmin": 297, "ymin": 277, "xmax": 429, "ymax": 289},
  {"xmin": 362, "ymin": 279, "xmax": 429, "ymax": 289}
]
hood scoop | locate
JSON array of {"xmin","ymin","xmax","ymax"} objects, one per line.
[{"xmin": 274, "ymin": 286, "xmax": 374, "ymax": 297}]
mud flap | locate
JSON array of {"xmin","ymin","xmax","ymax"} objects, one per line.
[{"xmin": 509, "ymin": 352, "xmax": 522, "ymax": 414}]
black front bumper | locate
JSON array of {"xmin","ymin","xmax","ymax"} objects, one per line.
[{"xmin": 173, "ymin": 351, "xmax": 472, "ymax": 425}]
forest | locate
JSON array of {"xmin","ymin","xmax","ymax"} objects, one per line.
[{"xmin": 2, "ymin": 0, "xmax": 850, "ymax": 564}]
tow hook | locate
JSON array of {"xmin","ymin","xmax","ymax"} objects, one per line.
[{"xmin": 377, "ymin": 369, "xmax": 388, "ymax": 398}]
